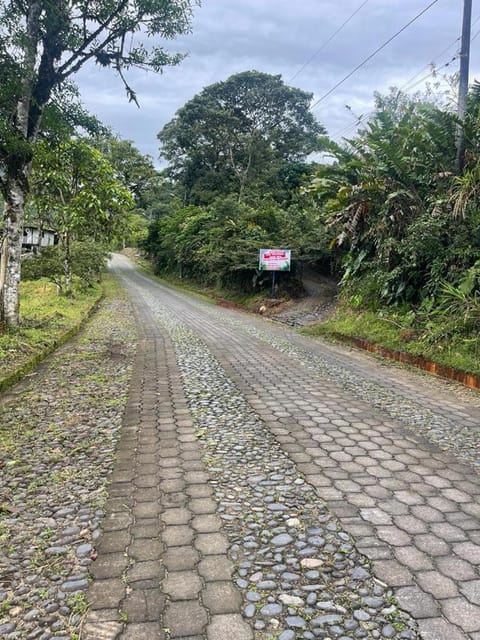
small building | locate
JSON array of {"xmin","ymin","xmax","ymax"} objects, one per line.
[{"xmin": 22, "ymin": 226, "xmax": 57, "ymax": 251}]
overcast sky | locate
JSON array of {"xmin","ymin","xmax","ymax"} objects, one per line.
[{"xmin": 76, "ymin": 1, "xmax": 480, "ymax": 166}]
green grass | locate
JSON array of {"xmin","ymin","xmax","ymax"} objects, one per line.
[
  {"xmin": 304, "ymin": 306, "xmax": 480, "ymax": 376},
  {"xmin": 0, "ymin": 277, "xmax": 104, "ymax": 389}
]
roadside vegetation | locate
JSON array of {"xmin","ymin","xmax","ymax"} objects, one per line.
[
  {"xmin": 0, "ymin": 277, "xmax": 103, "ymax": 390},
  {"xmin": 1, "ymin": 1, "xmax": 479, "ymax": 383},
  {"xmin": 141, "ymin": 77, "xmax": 480, "ymax": 379}
]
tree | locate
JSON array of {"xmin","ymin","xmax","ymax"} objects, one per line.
[
  {"xmin": 90, "ymin": 136, "xmax": 162, "ymax": 212},
  {"xmin": 308, "ymin": 90, "xmax": 461, "ymax": 305},
  {"xmin": 0, "ymin": 0, "xmax": 199, "ymax": 326},
  {"xmin": 158, "ymin": 70, "xmax": 325, "ymax": 203},
  {"xmin": 30, "ymin": 138, "xmax": 133, "ymax": 295}
]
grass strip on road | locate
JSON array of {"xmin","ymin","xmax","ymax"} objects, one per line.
[{"xmin": 0, "ymin": 279, "xmax": 105, "ymax": 392}]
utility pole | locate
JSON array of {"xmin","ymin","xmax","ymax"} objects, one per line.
[{"xmin": 456, "ymin": 0, "xmax": 472, "ymax": 173}]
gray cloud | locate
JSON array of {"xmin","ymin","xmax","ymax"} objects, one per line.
[{"xmin": 76, "ymin": 1, "xmax": 479, "ymax": 164}]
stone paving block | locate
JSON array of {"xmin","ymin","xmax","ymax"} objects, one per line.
[
  {"xmin": 136, "ymin": 464, "xmax": 162, "ymax": 476},
  {"xmin": 442, "ymin": 597, "xmax": 480, "ymax": 632},
  {"xmin": 191, "ymin": 514, "xmax": 223, "ymax": 532},
  {"xmin": 87, "ymin": 578, "xmax": 125, "ymax": 609},
  {"xmin": 436, "ymin": 556, "xmax": 478, "ymax": 580},
  {"xmin": 463, "ymin": 501, "xmax": 480, "ymax": 518},
  {"xmin": 97, "ymin": 530, "xmax": 131, "ymax": 554},
  {"xmin": 120, "ymin": 622, "xmax": 164, "ymax": 639},
  {"xmin": 195, "ymin": 532, "xmax": 229, "ymax": 555},
  {"xmin": 163, "ymin": 546, "xmax": 200, "ymax": 571},
  {"xmin": 202, "ymin": 581, "xmax": 242, "ymax": 613},
  {"xmin": 364, "ymin": 482, "xmax": 391, "ymax": 496},
  {"xmin": 129, "ymin": 540, "xmax": 163, "ymax": 561},
  {"xmin": 325, "ymin": 502, "xmax": 358, "ymax": 518},
  {"xmin": 128, "ymin": 560, "xmax": 164, "ymax": 582},
  {"xmin": 359, "ymin": 507, "xmax": 392, "ymax": 525},
  {"xmin": 133, "ymin": 502, "xmax": 162, "ymax": 519},
  {"xmin": 184, "ymin": 460, "xmax": 205, "ymax": 472},
  {"xmin": 417, "ymin": 617, "xmax": 467, "ymax": 640},
  {"xmin": 453, "ymin": 541, "xmax": 480, "ymax": 564},
  {"xmin": 135, "ymin": 475, "xmax": 161, "ymax": 488},
  {"xmin": 189, "ymin": 497, "xmax": 218, "ymax": 514},
  {"xmin": 133, "ymin": 520, "xmax": 163, "ymax": 539},
  {"xmin": 186, "ymin": 484, "xmax": 215, "ymax": 498},
  {"xmin": 341, "ymin": 520, "xmax": 375, "ymax": 537},
  {"xmin": 430, "ymin": 521, "xmax": 467, "ymax": 542},
  {"xmin": 395, "ymin": 490, "xmax": 424, "ymax": 506},
  {"xmin": 345, "ymin": 493, "xmax": 376, "ymax": 508},
  {"xmin": 394, "ymin": 546, "xmax": 434, "ymax": 571},
  {"xmin": 160, "ymin": 479, "xmax": 186, "ymax": 493},
  {"xmin": 376, "ymin": 526, "xmax": 411, "ymax": 547},
  {"xmin": 122, "ymin": 588, "xmax": 166, "ymax": 622},
  {"xmin": 81, "ymin": 620, "xmax": 124, "ymax": 639},
  {"xmin": 181, "ymin": 449, "xmax": 203, "ymax": 461},
  {"xmin": 410, "ymin": 505, "xmax": 445, "ymax": 523},
  {"xmin": 372, "ymin": 560, "xmax": 413, "ymax": 586},
  {"xmin": 160, "ymin": 456, "xmax": 183, "ymax": 468},
  {"xmin": 359, "ymin": 546, "xmax": 394, "ymax": 560},
  {"xmin": 84, "ymin": 608, "xmax": 121, "ymax": 622},
  {"xmin": 184, "ymin": 471, "xmax": 211, "ymax": 484},
  {"xmin": 163, "ymin": 570, "xmax": 203, "ymax": 600},
  {"xmin": 198, "ymin": 555, "xmax": 234, "ymax": 581},
  {"xmin": 161, "ymin": 507, "xmax": 192, "ymax": 525},
  {"xmin": 446, "ymin": 514, "xmax": 479, "ymax": 530},
  {"xmin": 307, "ymin": 474, "xmax": 335, "ymax": 487},
  {"xmin": 207, "ymin": 614, "xmax": 254, "ymax": 640},
  {"xmin": 459, "ymin": 579, "xmax": 480, "ymax": 605},
  {"xmin": 394, "ymin": 586, "xmax": 440, "ymax": 618},
  {"xmin": 393, "ymin": 514, "xmax": 428, "ymax": 535},
  {"xmin": 164, "ymin": 600, "xmax": 208, "ymax": 637},
  {"xmin": 443, "ymin": 488, "xmax": 471, "ymax": 503},
  {"xmin": 378, "ymin": 499, "xmax": 409, "ymax": 516},
  {"xmin": 413, "ymin": 533, "xmax": 450, "ymax": 556},
  {"xmin": 162, "ymin": 525, "xmax": 195, "ymax": 546},
  {"xmin": 134, "ymin": 487, "xmax": 162, "ymax": 502},
  {"xmin": 90, "ymin": 553, "xmax": 129, "ymax": 579},
  {"xmin": 159, "ymin": 447, "xmax": 180, "ymax": 459},
  {"xmin": 101, "ymin": 512, "xmax": 133, "ymax": 532},
  {"xmin": 416, "ymin": 570, "xmax": 459, "ymax": 599}
]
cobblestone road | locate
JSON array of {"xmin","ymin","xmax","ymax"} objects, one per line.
[{"xmin": 83, "ymin": 255, "xmax": 480, "ymax": 640}]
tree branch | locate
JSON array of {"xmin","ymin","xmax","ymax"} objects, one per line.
[{"xmin": 57, "ymin": 0, "xmax": 129, "ymax": 78}]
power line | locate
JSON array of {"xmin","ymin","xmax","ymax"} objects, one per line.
[
  {"xmin": 401, "ymin": 14, "xmax": 480, "ymax": 93},
  {"xmin": 288, "ymin": 0, "xmax": 369, "ymax": 83},
  {"xmin": 330, "ymin": 52, "xmax": 457, "ymax": 142},
  {"xmin": 402, "ymin": 55, "xmax": 457, "ymax": 93},
  {"xmin": 310, "ymin": 0, "xmax": 440, "ymax": 111},
  {"xmin": 329, "ymin": 26, "xmax": 480, "ymax": 143}
]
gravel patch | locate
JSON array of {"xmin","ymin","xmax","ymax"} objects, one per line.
[
  {"xmin": 149, "ymin": 296, "xmax": 419, "ymax": 640},
  {"xmin": 0, "ymin": 294, "xmax": 137, "ymax": 639}
]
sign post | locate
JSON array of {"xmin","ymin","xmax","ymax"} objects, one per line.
[{"xmin": 258, "ymin": 249, "xmax": 291, "ymax": 298}]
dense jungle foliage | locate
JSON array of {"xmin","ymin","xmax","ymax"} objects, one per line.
[
  {"xmin": 143, "ymin": 72, "xmax": 480, "ymax": 371},
  {"xmin": 11, "ymin": 67, "xmax": 480, "ymax": 372}
]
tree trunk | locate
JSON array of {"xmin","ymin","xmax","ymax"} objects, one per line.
[
  {"xmin": 0, "ymin": 233, "xmax": 7, "ymax": 332},
  {"xmin": 63, "ymin": 231, "xmax": 72, "ymax": 296},
  {"xmin": 0, "ymin": 181, "xmax": 26, "ymax": 326}
]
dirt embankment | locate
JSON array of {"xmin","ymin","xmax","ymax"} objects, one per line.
[{"xmin": 258, "ymin": 269, "xmax": 338, "ymax": 327}]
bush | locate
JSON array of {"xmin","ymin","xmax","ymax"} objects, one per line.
[{"xmin": 22, "ymin": 241, "xmax": 109, "ymax": 293}]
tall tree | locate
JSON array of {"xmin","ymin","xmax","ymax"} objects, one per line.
[
  {"xmin": 30, "ymin": 138, "xmax": 133, "ymax": 294},
  {"xmin": 0, "ymin": 0, "xmax": 198, "ymax": 326},
  {"xmin": 91, "ymin": 136, "xmax": 162, "ymax": 212},
  {"xmin": 158, "ymin": 70, "xmax": 325, "ymax": 203}
]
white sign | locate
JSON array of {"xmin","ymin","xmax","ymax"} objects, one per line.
[{"xmin": 259, "ymin": 249, "xmax": 291, "ymax": 271}]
